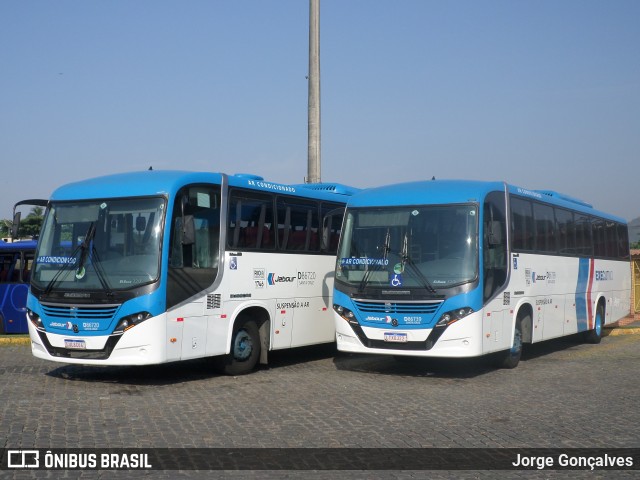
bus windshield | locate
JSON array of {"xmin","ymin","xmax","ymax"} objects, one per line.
[
  {"xmin": 32, "ymin": 197, "xmax": 166, "ymax": 293},
  {"xmin": 336, "ymin": 205, "xmax": 478, "ymax": 291}
]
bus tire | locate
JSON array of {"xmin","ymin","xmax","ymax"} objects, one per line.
[
  {"xmin": 495, "ymin": 315, "xmax": 524, "ymax": 369},
  {"xmin": 218, "ymin": 320, "xmax": 261, "ymax": 376},
  {"xmin": 583, "ymin": 304, "xmax": 604, "ymax": 344}
]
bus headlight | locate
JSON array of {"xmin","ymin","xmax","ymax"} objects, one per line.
[
  {"xmin": 435, "ymin": 307, "xmax": 473, "ymax": 328},
  {"xmin": 27, "ymin": 309, "xmax": 44, "ymax": 329},
  {"xmin": 333, "ymin": 304, "xmax": 358, "ymax": 325},
  {"xmin": 113, "ymin": 312, "xmax": 152, "ymax": 334}
]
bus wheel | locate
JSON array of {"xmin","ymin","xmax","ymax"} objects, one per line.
[
  {"xmin": 583, "ymin": 304, "xmax": 604, "ymax": 344},
  {"xmin": 496, "ymin": 315, "xmax": 524, "ymax": 369},
  {"xmin": 219, "ymin": 320, "xmax": 261, "ymax": 376}
]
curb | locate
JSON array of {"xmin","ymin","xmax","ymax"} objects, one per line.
[
  {"xmin": 603, "ymin": 326, "xmax": 640, "ymax": 336},
  {"xmin": 0, "ymin": 335, "xmax": 31, "ymax": 345}
]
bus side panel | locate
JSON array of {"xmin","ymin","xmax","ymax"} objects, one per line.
[
  {"xmin": 165, "ymin": 298, "xmax": 207, "ymax": 361},
  {"xmin": 223, "ymin": 251, "xmax": 337, "ymax": 351},
  {"xmin": 591, "ymin": 259, "xmax": 632, "ymax": 326},
  {"xmin": 0, "ymin": 281, "xmax": 30, "ymax": 334},
  {"xmin": 482, "ymin": 306, "xmax": 511, "ymax": 354},
  {"xmin": 509, "ymin": 254, "xmax": 631, "ymax": 342}
]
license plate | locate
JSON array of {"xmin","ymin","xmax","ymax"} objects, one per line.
[
  {"xmin": 64, "ymin": 339, "xmax": 86, "ymax": 349},
  {"xmin": 384, "ymin": 332, "xmax": 408, "ymax": 343}
]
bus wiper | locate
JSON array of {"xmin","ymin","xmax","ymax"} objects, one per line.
[
  {"xmin": 75, "ymin": 223, "xmax": 114, "ymax": 296},
  {"xmin": 43, "ymin": 243, "xmax": 83, "ymax": 296},
  {"xmin": 88, "ymin": 247, "xmax": 114, "ymax": 297},
  {"xmin": 358, "ymin": 229, "xmax": 391, "ymax": 293},
  {"xmin": 43, "ymin": 223, "xmax": 96, "ymax": 296},
  {"xmin": 75, "ymin": 222, "xmax": 96, "ymax": 279},
  {"xmin": 401, "ymin": 232, "xmax": 437, "ymax": 294}
]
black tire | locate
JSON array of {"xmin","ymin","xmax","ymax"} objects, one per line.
[
  {"xmin": 583, "ymin": 304, "xmax": 604, "ymax": 344},
  {"xmin": 217, "ymin": 320, "xmax": 261, "ymax": 375},
  {"xmin": 496, "ymin": 315, "xmax": 524, "ymax": 369}
]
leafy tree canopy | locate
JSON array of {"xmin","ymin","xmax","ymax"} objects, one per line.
[{"xmin": 0, "ymin": 206, "xmax": 44, "ymax": 239}]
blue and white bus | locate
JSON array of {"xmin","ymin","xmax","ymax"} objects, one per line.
[
  {"xmin": 0, "ymin": 199, "xmax": 47, "ymax": 334},
  {"xmin": 332, "ymin": 180, "xmax": 631, "ymax": 368},
  {"xmin": 26, "ymin": 170, "xmax": 357, "ymax": 374},
  {"xmin": 0, "ymin": 239, "xmax": 38, "ymax": 334}
]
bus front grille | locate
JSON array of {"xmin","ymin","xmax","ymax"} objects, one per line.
[
  {"xmin": 41, "ymin": 304, "xmax": 120, "ymax": 320},
  {"xmin": 352, "ymin": 300, "xmax": 443, "ymax": 315}
]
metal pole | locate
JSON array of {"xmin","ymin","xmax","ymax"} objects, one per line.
[{"xmin": 307, "ymin": 0, "xmax": 321, "ymax": 183}]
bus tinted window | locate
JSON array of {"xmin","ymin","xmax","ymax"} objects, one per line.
[
  {"xmin": 276, "ymin": 197, "xmax": 319, "ymax": 252},
  {"xmin": 605, "ymin": 221, "xmax": 617, "ymax": 259},
  {"xmin": 573, "ymin": 214, "xmax": 592, "ymax": 256},
  {"xmin": 617, "ymin": 224, "xmax": 630, "ymax": 260},
  {"xmin": 321, "ymin": 202, "xmax": 344, "ymax": 254},
  {"xmin": 228, "ymin": 190, "xmax": 275, "ymax": 250},
  {"xmin": 592, "ymin": 218, "xmax": 607, "ymax": 257},
  {"xmin": 510, "ymin": 197, "xmax": 534, "ymax": 251},
  {"xmin": 510, "ymin": 193, "xmax": 626, "ymax": 260},
  {"xmin": 533, "ymin": 203, "xmax": 556, "ymax": 253},
  {"xmin": 555, "ymin": 208, "xmax": 575, "ymax": 255}
]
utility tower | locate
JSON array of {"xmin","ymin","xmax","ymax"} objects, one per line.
[{"xmin": 306, "ymin": 0, "xmax": 321, "ymax": 183}]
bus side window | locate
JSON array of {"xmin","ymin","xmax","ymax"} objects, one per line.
[
  {"xmin": 0, "ymin": 254, "xmax": 10, "ymax": 283},
  {"xmin": 321, "ymin": 203, "xmax": 344, "ymax": 254},
  {"xmin": 484, "ymin": 192, "xmax": 507, "ymax": 302},
  {"xmin": 227, "ymin": 190, "xmax": 274, "ymax": 250},
  {"xmin": 23, "ymin": 254, "xmax": 34, "ymax": 283},
  {"xmin": 167, "ymin": 185, "xmax": 221, "ymax": 309}
]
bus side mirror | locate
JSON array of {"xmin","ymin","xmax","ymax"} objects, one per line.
[{"xmin": 11, "ymin": 212, "xmax": 21, "ymax": 239}]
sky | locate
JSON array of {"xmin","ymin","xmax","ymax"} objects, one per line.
[{"xmin": 1, "ymin": 0, "xmax": 639, "ymax": 222}]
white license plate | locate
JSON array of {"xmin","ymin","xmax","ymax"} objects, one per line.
[
  {"xmin": 64, "ymin": 339, "xmax": 86, "ymax": 349},
  {"xmin": 384, "ymin": 332, "xmax": 408, "ymax": 343}
]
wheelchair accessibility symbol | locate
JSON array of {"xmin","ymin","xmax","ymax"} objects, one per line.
[{"xmin": 390, "ymin": 274, "xmax": 403, "ymax": 287}]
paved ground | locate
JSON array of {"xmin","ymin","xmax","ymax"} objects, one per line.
[{"xmin": 0, "ymin": 329, "xmax": 639, "ymax": 479}]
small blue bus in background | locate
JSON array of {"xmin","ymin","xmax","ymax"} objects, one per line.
[
  {"xmin": 0, "ymin": 239, "xmax": 38, "ymax": 333},
  {"xmin": 1, "ymin": 199, "xmax": 48, "ymax": 334}
]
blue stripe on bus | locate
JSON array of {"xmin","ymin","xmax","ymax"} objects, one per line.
[{"xmin": 575, "ymin": 258, "xmax": 590, "ymax": 332}]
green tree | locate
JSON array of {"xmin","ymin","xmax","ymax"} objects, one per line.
[
  {"xmin": 0, "ymin": 207, "xmax": 44, "ymax": 239},
  {"xmin": 20, "ymin": 206, "xmax": 44, "ymax": 238},
  {"xmin": 0, "ymin": 218, "xmax": 11, "ymax": 239}
]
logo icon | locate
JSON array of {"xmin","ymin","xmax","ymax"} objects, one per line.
[{"xmin": 8, "ymin": 450, "xmax": 40, "ymax": 468}]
